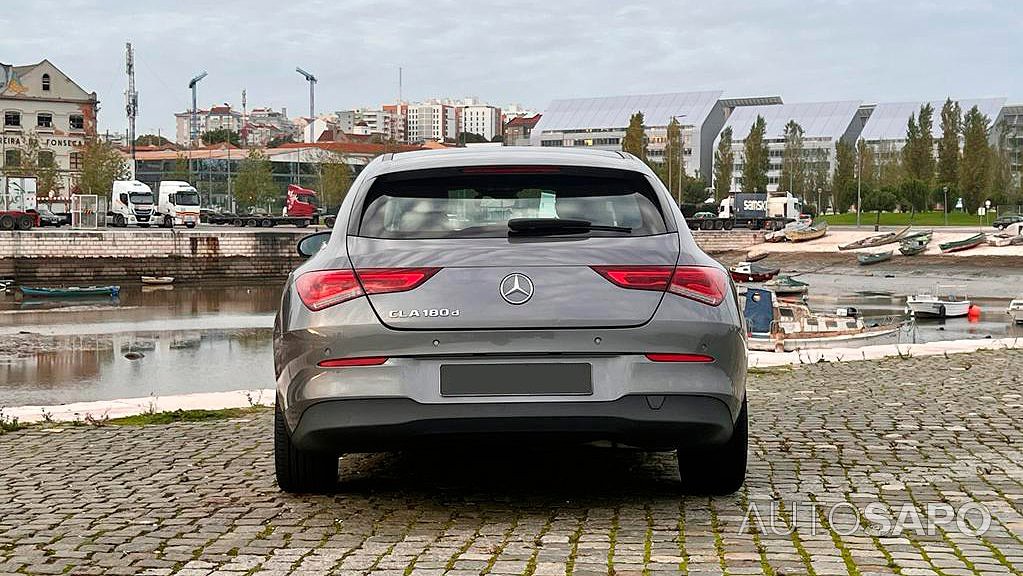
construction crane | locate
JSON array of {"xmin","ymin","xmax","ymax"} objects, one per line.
[{"xmin": 125, "ymin": 42, "xmax": 138, "ymax": 158}]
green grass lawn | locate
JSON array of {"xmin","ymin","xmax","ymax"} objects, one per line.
[{"xmin": 823, "ymin": 211, "xmax": 994, "ymax": 227}]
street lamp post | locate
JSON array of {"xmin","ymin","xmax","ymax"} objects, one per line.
[
  {"xmin": 943, "ymin": 186, "xmax": 948, "ymax": 227},
  {"xmin": 295, "ymin": 67, "xmax": 317, "ymax": 119},
  {"xmin": 187, "ymin": 72, "xmax": 208, "ymax": 147},
  {"xmin": 856, "ymin": 143, "xmax": 862, "ymax": 227}
]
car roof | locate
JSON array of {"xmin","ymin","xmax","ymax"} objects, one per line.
[{"xmin": 361, "ymin": 147, "xmax": 649, "ymax": 179}]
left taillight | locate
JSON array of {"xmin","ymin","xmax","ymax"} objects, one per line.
[
  {"xmin": 295, "ymin": 270, "xmax": 364, "ymax": 311},
  {"xmin": 591, "ymin": 265, "xmax": 727, "ymax": 306},
  {"xmin": 295, "ymin": 267, "xmax": 441, "ymax": 311}
]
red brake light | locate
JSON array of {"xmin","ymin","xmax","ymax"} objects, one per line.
[
  {"xmin": 645, "ymin": 353, "xmax": 714, "ymax": 363},
  {"xmin": 590, "ymin": 266, "xmax": 673, "ymax": 291},
  {"xmin": 668, "ymin": 267, "xmax": 727, "ymax": 306},
  {"xmin": 356, "ymin": 267, "xmax": 440, "ymax": 294},
  {"xmin": 460, "ymin": 165, "xmax": 562, "ymax": 174},
  {"xmin": 591, "ymin": 265, "xmax": 727, "ymax": 306},
  {"xmin": 296, "ymin": 270, "xmax": 364, "ymax": 311},
  {"xmin": 318, "ymin": 356, "xmax": 388, "ymax": 368},
  {"xmin": 295, "ymin": 268, "xmax": 440, "ymax": 311}
]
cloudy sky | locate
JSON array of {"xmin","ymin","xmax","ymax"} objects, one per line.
[{"xmin": 2, "ymin": 0, "xmax": 1019, "ymax": 138}]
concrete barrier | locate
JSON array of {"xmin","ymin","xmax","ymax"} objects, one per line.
[
  {"xmin": 0, "ymin": 229, "xmax": 307, "ymax": 282},
  {"xmin": 690, "ymin": 230, "xmax": 766, "ymax": 253}
]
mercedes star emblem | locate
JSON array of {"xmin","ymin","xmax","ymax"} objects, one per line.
[{"xmin": 500, "ymin": 272, "xmax": 534, "ymax": 305}]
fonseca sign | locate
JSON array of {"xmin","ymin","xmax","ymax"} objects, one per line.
[{"xmin": 1, "ymin": 135, "xmax": 86, "ymax": 152}]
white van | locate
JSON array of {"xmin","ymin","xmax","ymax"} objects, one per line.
[{"xmin": 106, "ymin": 180, "xmax": 155, "ymax": 227}]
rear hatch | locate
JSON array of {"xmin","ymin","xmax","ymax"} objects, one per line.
[{"xmin": 347, "ymin": 166, "xmax": 680, "ymax": 330}]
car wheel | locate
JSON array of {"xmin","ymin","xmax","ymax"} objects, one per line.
[
  {"xmin": 274, "ymin": 401, "xmax": 338, "ymax": 493},
  {"xmin": 677, "ymin": 398, "xmax": 747, "ymax": 495}
]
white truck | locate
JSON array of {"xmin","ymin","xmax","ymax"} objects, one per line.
[
  {"xmin": 106, "ymin": 180, "xmax": 156, "ymax": 227},
  {"xmin": 689, "ymin": 192, "xmax": 803, "ymax": 231},
  {"xmin": 155, "ymin": 181, "xmax": 200, "ymax": 228}
]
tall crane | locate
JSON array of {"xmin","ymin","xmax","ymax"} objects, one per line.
[{"xmin": 125, "ymin": 42, "xmax": 138, "ymax": 158}]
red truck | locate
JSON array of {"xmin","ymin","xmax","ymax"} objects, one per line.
[
  {"xmin": 0, "ymin": 176, "xmax": 41, "ymax": 231},
  {"xmin": 208, "ymin": 184, "xmax": 336, "ymax": 228}
]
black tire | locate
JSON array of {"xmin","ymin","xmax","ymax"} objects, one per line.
[
  {"xmin": 185, "ymin": 222, "xmax": 196, "ymax": 229},
  {"xmin": 274, "ymin": 401, "xmax": 338, "ymax": 493},
  {"xmin": 937, "ymin": 304, "xmax": 946, "ymax": 317},
  {"xmin": 0, "ymin": 215, "xmax": 15, "ymax": 230},
  {"xmin": 701, "ymin": 220, "xmax": 713, "ymax": 231},
  {"xmin": 247, "ymin": 218, "xmax": 259, "ymax": 227},
  {"xmin": 16, "ymin": 215, "xmax": 34, "ymax": 230},
  {"xmin": 723, "ymin": 220, "xmax": 734, "ymax": 230},
  {"xmin": 677, "ymin": 398, "xmax": 747, "ymax": 495},
  {"xmin": 114, "ymin": 214, "xmax": 126, "ymax": 227},
  {"xmin": 233, "ymin": 218, "xmax": 244, "ymax": 227},
  {"xmin": 713, "ymin": 219, "xmax": 725, "ymax": 230},
  {"xmin": 163, "ymin": 216, "xmax": 174, "ymax": 228},
  {"xmin": 324, "ymin": 216, "xmax": 336, "ymax": 229},
  {"xmin": 261, "ymin": 218, "xmax": 273, "ymax": 228},
  {"xmin": 295, "ymin": 219, "xmax": 309, "ymax": 228}
]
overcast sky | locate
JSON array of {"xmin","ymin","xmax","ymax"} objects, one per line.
[{"xmin": 2, "ymin": 0, "xmax": 1019, "ymax": 138}]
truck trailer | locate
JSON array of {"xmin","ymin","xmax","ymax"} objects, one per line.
[
  {"xmin": 208, "ymin": 184, "xmax": 336, "ymax": 228},
  {"xmin": 685, "ymin": 192, "xmax": 803, "ymax": 231}
]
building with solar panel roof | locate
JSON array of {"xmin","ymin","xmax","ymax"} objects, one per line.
[
  {"xmin": 529, "ymin": 91, "xmax": 781, "ymax": 180},
  {"xmin": 857, "ymin": 98, "xmax": 1007, "ymax": 162}
]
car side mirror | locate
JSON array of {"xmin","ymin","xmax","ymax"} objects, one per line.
[{"xmin": 297, "ymin": 231, "xmax": 331, "ymax": 257}]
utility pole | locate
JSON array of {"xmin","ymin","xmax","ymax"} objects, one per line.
[
  {"xmin": 856, "ymin": 141, "xmax": 862, "ymax": 227},
  {"xmin": 188, "ymin": 71, "xmax": 208, "ymax": 147},
  {"xmin": 296, "ymin": 67, "xmax": 316, "ymax": 119},
  {"xmin": 125, "ymin": 42, "xmax": 138, "ymax": 160}
]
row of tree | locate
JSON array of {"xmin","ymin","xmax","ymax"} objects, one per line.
[
  {"xmin": 621, "ymin": 112, "xmax": 710, "ymax": 203},
  {"xmin": 708, "ymin": 99, "xmax": 1018, "ymax": 215}
]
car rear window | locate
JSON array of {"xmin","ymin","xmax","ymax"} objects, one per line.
[{"xmin": 357, "ymin": 168, "xmax": 668, "ymax": 239}]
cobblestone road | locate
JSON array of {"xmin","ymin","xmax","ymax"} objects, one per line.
[{"xmin": 2, "ymin": 351, "xmax": 1023, "ymax": 576}]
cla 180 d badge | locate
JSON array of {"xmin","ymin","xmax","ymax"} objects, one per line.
[
  {"xmin": 388, "ymin": 309, "xmax": 460, "ymax": 318},
  {"xmin": 500, "ymin": 272, "xmax": 534, "ymax": 305}
]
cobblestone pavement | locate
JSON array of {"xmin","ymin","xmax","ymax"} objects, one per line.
[{"xmin": 2, "ymin": 351, "xmax": 1023, "ymax": 576}]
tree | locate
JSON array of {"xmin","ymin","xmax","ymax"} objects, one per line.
[
  {"xmin": 458, "ymin": 132, "xmax": 489, "ymax": 145},
  {"xmin": 201, "ymin": 128, "xmax": 241, "ymax": 147},
  {"xmin": 832, "ymin": 141, "xmax": 856, "ymax": 213},
  {"xmin": 713, "ymin": 127, "xmax": 734, "ymax": 201},
  {"xmin": 741, "ymin": 115, "xmax": 769, "ymax": 193},
  {"xmin": 78, "ymin": 138, "xmax": 129, "ymax": 195},
  {"xmin": 876, "ymin": 140, "xmax": 904, "ymax": 191},
  {"xmin": 903, "ymin": 104, "xmax": 935, "ymax": 188},
  {"xmin": 661, "ymin": 117, "xmax": 684, "ymax": 199},
  {"xmin": 959, "ymin": 105, "xmax": 991, "ymax": 212},
  {"xmin": 491, "ymin": 134, "xmax": 504, "ymax": 143},
  {"xmin": 167, "ymin": 153, "xmax": 191, "ymax": 183},
  {"xmin": 234, "ymin": 148, "xmax": 277, "ymax": 209},
  {"xmin": 622, "ymin": 112, "xmax": 647, "ymax": 162},
  {"xmin": 988, "ymin": 127, "xmax": 1014, "ymax": 206},
  {"xmin": 804, "ymin": 147, "xmax": 831, "ymax": 210},
  {"xmin": 862, "ymin": 186, "xmax": 898, "ymax": 229},
  {"xmin": 317, "ymin": 151, "xmax": 352, "ymax": 209},
  {"xmin": 135, "ymin": 134, "xmax": 172, "ymax": 147},
  {"xmin": 778, "ymin": 120, "xmax": 806, "ymax": 200},
  {"xmin": 899, "ymin": 178, "xmax": 930, "ymax": 218},
  {"xmin": 937, "ymin": 98, "xmax": 962, "ymax": 204}
]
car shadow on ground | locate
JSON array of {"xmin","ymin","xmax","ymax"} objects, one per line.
[{"xmin": 333, "ymin": 445, "xmax": 683, "ymax": 500}]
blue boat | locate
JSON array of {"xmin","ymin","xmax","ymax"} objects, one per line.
[{"xmin": 19, "ymin": 285, "xmax": 120, "ymax": 298}]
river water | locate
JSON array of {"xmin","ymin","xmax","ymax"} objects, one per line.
[{"xmin": 1, "ymin": 273, "xmax": 1020, "ymax": 407}]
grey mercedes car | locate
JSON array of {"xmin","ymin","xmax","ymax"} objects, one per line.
[{"xmin": 273, "ymin": 147, "xmax": 747, "ymax": 493}]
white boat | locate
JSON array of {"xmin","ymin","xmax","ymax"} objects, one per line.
[
  {"xmin": 1008, "ymin": 299, "xmax": 1023, "ymax": 324},
  {"xmin": 905, "ymin": 289, "xmax": 971, "ymax": 318},
  {"xmin": 744, "ymin": 287, "xmax": 903, "ymax": 352},
  {"xmin": 141, "ymin": 276, "xmax": 175, "ymax": 285}
]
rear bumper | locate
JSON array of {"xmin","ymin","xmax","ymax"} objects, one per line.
[{"xmin": 290, "ymin": 394, "xmax": 736, "ymax": 452}]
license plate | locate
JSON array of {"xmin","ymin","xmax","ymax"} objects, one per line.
[{"xmin": 440, "ymin": 363, "xmax": 592, "ymax": 396}]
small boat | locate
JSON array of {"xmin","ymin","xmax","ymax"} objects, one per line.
[
  {"xmin": 906, "ymin": 288, "xmax": 971, "ymax": 318},
  {"xmin": 987, "ymin": 233, "xmax": 1015, "ymax": 247},
  {"xmin": 764, "ymin": 275, "xmax": 809, "ymax": 295},
  {"xmin": 857, "ymin": 250, "xmax": 893, "ymax": 265},
  {"xmin": 141, "ymin": 276, "xmax": 175, "ymax": 285},
  {"xmin": 900, "ymin": 230, "xmax": 933, "ymax": 242},
  {"xmin": 729, "ymin": 261, "xmax": 781, "ymax": 283},
  {"xmin": 939, "ymin": 232, "xmax": 986, "ymax": 253},
  {"xmin": 899, "ymin": 238, "xmax": 930, "ymax": 256},
  {"xmin": 19, "ymin": 285, "xmax": 121, "ymax": 298},
  {"xmin": 785, "ymin": 219, "xmax": 828, "ymax": 242},
  {"xmin": 838, "ymin": 225, "xmax": 912, "ymax": 250},
  {"xmin": 746, "ymin": 252, "xmax": 769, "ymax": 262},
  {"xmin": 744, "ymin": 287, "xmax": 903, "ymax": 352},
  {"xmin": 1008, "ymin": 299, "xmax": 1023, "ymax": 324}
]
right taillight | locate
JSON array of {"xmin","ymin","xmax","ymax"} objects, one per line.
[
  {"xmin": 591, "ymin": 265, "xmax": 727, "ymax": 306},
  {"xmin": 668, "ymin": 266, "xmax": 727, "ymax": 306}
]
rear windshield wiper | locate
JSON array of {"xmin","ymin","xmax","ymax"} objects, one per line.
[{"xmin": 508, "ymin": 218, "xmax": 631, "ymax": 236}]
